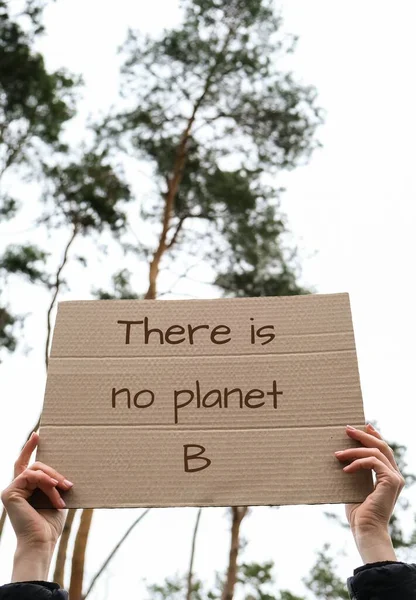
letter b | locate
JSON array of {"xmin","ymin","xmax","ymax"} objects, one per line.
[{"xmin": 184, "ymin": 444, "xmax": 211, "ymax": 473}]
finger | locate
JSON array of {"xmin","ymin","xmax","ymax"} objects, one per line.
[
  {"xmin": 346, "ymin": 426, "xmax": 401, "ymax": 473},
  {"xmin": 346, "ymin": 425, "xmax": 404, "ymax": 507},
  {"xmin": 343, "ymin": 456, "xmax": 404, "ymax": 502},
  {"xmin": 29, "ymin": 462, "xmax": 73, "ymax": 490},
  {"xmin": 13, "ymin": 469, "xmax": 65, "ymax": 509},
  {"xmin": 365, "ymin": 423, "xmax": 384, "ymax": 440},
  {"xmin": 335, "ymin": 447, "xmax": 395, "ymax": 472},
  {"xmin": 14, "ymin": 432, "xmax": 39, "ymax": 477},
  {"xmin": 364, "ymin": 425, "xmax": 405, "ymax": 506}
]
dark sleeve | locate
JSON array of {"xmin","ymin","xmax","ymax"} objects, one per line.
[
  {"xmin": 0, "ymin": 581, "xmax": 68, "ymax": 599},
  {"xmin": 347, "ymin": 561, "xmax": 416, "ymax": 599}
]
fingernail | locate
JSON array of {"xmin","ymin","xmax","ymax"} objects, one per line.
[
  {"xmin": 63, "ymin": 479, "xmax": 74, "ymax": 488},
  {"xmin": 346, "ymin": 425, "xmax": 356, "ymax": 431},
  {"xmin": 334, "ymin": 451, "xmax": 344, "ymax": 455},
  {"xmin": 51, "ymin": 478, "xmax": 59, "ymax": 486},
  {"xmin": 367, "ymin": 423, "xmax": 376, "ymax": 431},
  {"xmin": 59, "ymin": 498, "xmax": 66, "ymax": 508}
]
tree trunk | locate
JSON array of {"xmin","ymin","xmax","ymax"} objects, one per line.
[
  {"xmin": 186, "ymin": 508, "xmax": 202, "ymax": 600},
  {"xmin": 0, "ymin": 509, "xmax": 6, "ymax": 542},
  {"xmin": 65, "ymin": 34, "xmax": 231, "ymax": 587},
  {"xmin": 69, "ymin": 508, "xmax": 93, "ymax": 600},
  {"xmin": 221, "ymin": 507, "xmax": 248, "ymax": 600},
  {"xmin": 53, "ymin": 509, "xmax": 77, "ymax": 587}
]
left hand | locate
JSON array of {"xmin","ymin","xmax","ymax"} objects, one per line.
[
  {"xmin": 335, "ymin": 424, "xmax": 405, "ymax": 536},
  {"xmin": 1, "ymin": 432, "xmax": 73, "ymax": 550}
]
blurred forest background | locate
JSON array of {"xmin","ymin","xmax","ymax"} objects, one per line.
[{"xmin": 1, "ymin": 0, "xmax": 416, "ymax": 599}]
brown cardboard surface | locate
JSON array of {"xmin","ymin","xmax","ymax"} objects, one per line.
[{"xmin": 35, "ymin": 293, "xmax": 373, "ymax": 508}]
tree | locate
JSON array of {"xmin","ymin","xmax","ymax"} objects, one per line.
[
  {"xmin": 93, "ymin": 269, "xmax": 140, "ymax": 300},
  {"xmin": 145, "ymin": 559, "xmax": 305, "ymax": 600},
  {"xmin": 303, "ymin": 545, "xmax": 349, "ymax": 600},
  {"xmin": 2, "ymin": 0, "xmax": 323, "ymax": 594},
  {"xmin": 0, "ymin": 3, "xmax": 132, "ymax": 558},
  {"xmin": 0, "ymin": 0, "xmax": 78, "ymax": 358},
  {"xmin": 96, "ymin": 0, "xmax": 321, "ymax": 300},
  {"xmin": 68, "ymin": 0, "xmax": 322, "ymax": 594},
  {"xmin": 39, "ymin": 149, "xmax": 133, "ymax": 363},
  {"xmin": 0, "ymin": 149, "xmax": 132, "ymax": 551},
  {"xmin": 0, "ymin": 243, "xmax": 48, "ymax": 359},
  {"xmin": 0, "ymin": 0, "xmax": 77, "ymax": 180}
]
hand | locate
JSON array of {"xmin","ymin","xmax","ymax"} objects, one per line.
[
  {"xmin": 1, "ymin": 432, "xmax": 73, "ymax": 550},
  {"xmin": 335, "ymin": 424, "xmax": 405, "ymax": 562}
]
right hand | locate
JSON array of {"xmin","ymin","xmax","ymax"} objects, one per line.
[
  {"xmin": 336, "ymin": 424, "xmax": 405, "ymax": 535},
  {"xmin": 1, "ymin": 432, "xmax": 73, "ymax": 549}
]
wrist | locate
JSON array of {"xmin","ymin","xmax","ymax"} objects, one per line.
[
  {"xmin": 353, "ymin": 527, "xmax": 397, "ymax": 564},
  {"xmin": 12, "ymin": 542, "xmax": 55, "ymax": 583}
]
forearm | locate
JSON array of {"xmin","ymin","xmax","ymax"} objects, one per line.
[
  {"xmin": 353, "ymin": 529, "xmax": 397, "ymax": 564},
  {"xmin": 12, "ymin": 543, "xmax": 54, "ymax": 582}
]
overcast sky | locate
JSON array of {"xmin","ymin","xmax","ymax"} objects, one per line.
[{"xmin": 1, "ymin": 1, "xmax": 416, "ymax": 598}]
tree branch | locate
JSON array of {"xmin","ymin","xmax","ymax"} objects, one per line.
[
  {"xmin": 0, "ymin": 509, "xmax": 6, "ymax": 544},
  {"xmin": 82, "ymin": 509, "xmax": 150, "ymax": 600},
  {"xmin": 166, "ymin": 216, "xmax": 187, "ymax": 250},
  {"xmin": 144, "ymin": 28, "xmax": 235, "ymax": 300},
  {"xmin": 186, "ymin": 508, "xmax": 202, "ymax": 600},
  {"xmin": 156, "ymin": 258, "xmax": 206, "ymax": 298},
  {"xmin": 45, "ymin": 223, "xmax": 78, "ymax": 368},
  {"xmin": 0, "ymin": 124, "xmax": 34, "ymax": 180},
  {"xmin": 1, "ymin": 223, "xmax": 79, "ymax": 542}
]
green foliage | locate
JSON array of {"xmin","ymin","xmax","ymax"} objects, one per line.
[
  {"xmin": 303, "ymin": 544, "xmax": 349, "ymax": 600},
  {"xmin": 213, "ymin": 192, "xmax": 308, "ymax": 297},
  {"xmin": 0, "ymin": 195, "xmax": 18, "ymax": 220},
  {"xmin": 147, "ymin": 575, "xmax": 207, "ymax": 600},
  {"xmin": 145, "ymin": 560, "xmax": 308, "ymax": 600},
  {"xmin": 279, "ymin": 592, "xmax": 306, "ymax": 600},
  {"xmin": 93, "ymin": 269, "xmax": 141, "ymax": 300},
  {"xmin": 0, "ymin": 243, "xmax": 48, "ymax": 358},
  {"xmin": 239, "ymin": 561, "xmax": 277, "ymax": 600},
  {"xmin": 0, "ymin": 0, "xmax": 78, "ymax": 176},
  {"xmin": 97, "ymin": 0, "xmax": 322, "ymax": 296},
  {"xmin": 0, "ymin": 305, "xmax": 16, "ymax": 354},
  {"xmin": 41, "ymin": 151, "xmax": 132, "ymax": 233},
  {"xmin": 386, "ymin": 441, "xmax": 416, "ymax": 551},
  {"xmin": 22, "ymin": 0, "xmax": 54, "ymax": 33},
  {"xmin": 0, "ymin": 244, "xmax": 48, "ymax": 282}
]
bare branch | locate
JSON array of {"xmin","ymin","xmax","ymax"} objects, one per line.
[
  {"xmin": 144, "ymin": 27, "xmax": 236, "ymax": 300},
  {"xmin": 45, "ymin": 223, "xmax": 78, "ymax": 368},
  {"xmin": 83, "ymin": 509, "xmax": 150, "ymax": 600},
  {"xmin": 156, "ymin": 258, "xmax": 208, "ymax": 298},
  {"xmin": 186, "ymin": 508, "xmax": 202, "ymax": 600},
  {"xmin": 166, "ymin": 216, "xmax": 187, "ymax": 250}
]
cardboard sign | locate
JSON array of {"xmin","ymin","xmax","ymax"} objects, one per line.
[{"xmin": 34, "ymin": 293, "xmax": 373, "ymax": 508}]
